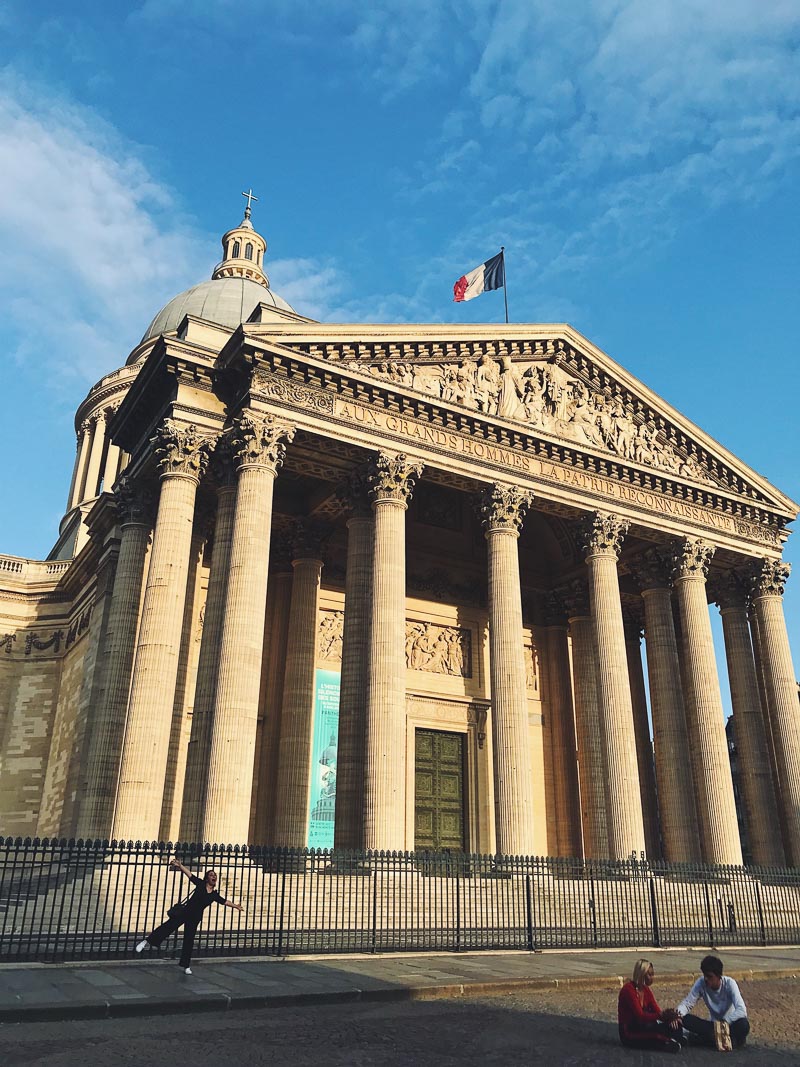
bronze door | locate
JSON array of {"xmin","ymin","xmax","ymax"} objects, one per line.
[{"xmin": 414, "ymin": 728, "xmax": 466, "ymax": 852}]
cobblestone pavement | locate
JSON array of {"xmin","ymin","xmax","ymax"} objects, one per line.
[{"xmin": 0, "ymin": 977, "xmax": 797, "ymax": 1066}]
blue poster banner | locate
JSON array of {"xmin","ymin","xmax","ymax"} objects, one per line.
[{"xmin": 307, "ymin": 668, "xmax": 340, "ymax": 849}]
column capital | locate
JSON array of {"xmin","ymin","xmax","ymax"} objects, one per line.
[
  {"xmin": 632, "ymin": 545, "xmax": 672, "ymax": 591},
  {"xmin": 367, "ymin": 451, "xmax": 424, "ymax": 506},
  {"xmin": 208, "ymin": 434, "xmax": 238, "ymax": 489},
  {"xmin": 542, "ymin": 590, "xmax": 569, "ymax": 627},
  {"xmin": 113, "ymin": 475, "xmax": 153, "ymax": 526},
  {"xmin": 79, "ymin": 416, "xmax": 93, "ymax": 435},
  {"xmin": 579, "ymin": 510, "xmax": 629, "ymax": 559},
  {"xmin": 477, "ymin": 482, "xmax": 532, "ymax": 534},
  {"xmin": 335, "ymin": 465, "xmax": 373, "ymax": 518},
  {"xmin": 562, "ymin": 578, "xmax": 590, "ymax": 620},
  {"xmin": 151, "ymin": 419, "xmax": 214, "ymax": 481},
  {"xmin": 621, "ymin": 602, "xmax": 645, "ymax": 642},
  {"xmin": 289, "ymin": 518, "xmax": 332, "ymax": 563},
  {"xmin": 709, "ymin": 570, "xmax": 749, "ymax": 611},
  {"xmin": 671, "ymin": 537, "xmax": 715, "ymax": 581},
  {"xmin": 231, "ymin": 411, "xmax": 295, "ymax": 472},
  {"xmin": 748, "ymin": 557, "xmax": 791, "ymax": 599}
]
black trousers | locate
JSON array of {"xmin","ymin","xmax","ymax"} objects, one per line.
[
  {"xmin": 682, "ymin": 1013, "xmax": 750, "ymax": 1047},
  {"xmin": 147, "ymin": 912, "xmax": 200, "ymax": 969}
]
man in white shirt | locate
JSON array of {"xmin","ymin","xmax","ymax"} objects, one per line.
[{"xmin": 676, "ymin": 954, "xmax": 750, "ymax": 1050}]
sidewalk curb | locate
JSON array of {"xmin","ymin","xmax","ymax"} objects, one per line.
[{"xmin": 0, "ymin": 966, "xmax": 796, "ymax": 1025}]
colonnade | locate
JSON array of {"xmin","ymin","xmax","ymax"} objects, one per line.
[{"xmin": 75, "ymin": 411, "xmax": 800, "ymax": 869}]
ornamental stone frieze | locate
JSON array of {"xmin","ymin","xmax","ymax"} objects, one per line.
[
  {"xmin": 0, "ymin": 633, "xmax": 16, "ymax": 653},
  {"xmin": 407, "ymin": 567, "xmax": 485, "ymax": 607},
  {"xmin": 317, "ymin": 610, "xmax": 344, "ymax": 662},
  {"xmin": 579, "ymin": 511, "xmax": 629, "ymax": 558},
  {"xmin": 24, "ymin": 630, "xmax": 64, "ymax": 656},
  {"xmin": 151, "ymin": 420, "xmax": 213, "ymax": 480},
  {"xmin": 406, "ymin": 621, "xmax": 472, "ymax": 677},
  {"xmin": 671, "ymin": 537, "xmax": 715, "ymax": 580},
  {"xmin": 748, "ymin": 558, "xmax": 791, "ymax": 599},
  {"xmin": 362, "ymin": 345, "xmax": 717, "ymax": 487},
  {"xmin": 477, "ymin": 483, "xmax": 533, "ymax": 533},
  {"xmin": 366, "ymin": 452, "xmax": 424, "ymax": 505},
  {"xmin": 65, "ymin": 606, "xmax": 93, "ymax": 649},
  {"xmin": 251, "ymin": 368, "xmax": 335, "ymax": 415},
  {"xmin": 231, "ymin": 411, "xmax": 296, "ymax": 471}
]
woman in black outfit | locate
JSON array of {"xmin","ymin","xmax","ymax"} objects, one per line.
[{"xmin": 136, "ymin": 857, "xmax": 243, "ymax": 973}]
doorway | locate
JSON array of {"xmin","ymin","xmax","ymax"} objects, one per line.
[{"xmin": 414, "ymin": 728, "xmax": 466, "ymax": 852}]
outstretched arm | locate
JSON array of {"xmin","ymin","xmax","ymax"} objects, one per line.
[
  {"xmin": 224, "ymin": 899, "xmax": 244, "ymax": 912},
  {"xmin": 169, "ymin": 858, "xmax": 193, "ymax": 879}
]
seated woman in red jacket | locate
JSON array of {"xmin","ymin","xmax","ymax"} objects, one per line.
[{"xmin": 618, "ymin": 959, "xmax": 683, "ymax": 1053}]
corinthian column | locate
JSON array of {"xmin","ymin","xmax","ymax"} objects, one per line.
[
  {"xmin": 179, "ymin": 441, "xmax": 238, "ymax": 843},
  {"xmin": 637, "ymin": 548, "xmax": 700, "ymax": 862},
  {"xmin": 748, "ymin": 558, "xmax": 800, "ymax": 865},
  {"xmin": 67, "ymin": 419, "xmax": 92, "ymax": 511},
  {"xmin": 623, "ymin": 606, "xmax": 661, "ymax": 859},
  {"xmin": 672, "ymin": 538, "xmax": 742, "ymax": 865},
  {"xmin": 542, "ymin": 597, "xmax": 581, "ymax": 858},
  {"xmin": 273, "ymin": 522, "xmax": 328, "ymax": 847},
  {"xmin": 713, "ymin": 571, "xmax": 784, "ymax": 866},
  {"xmin": 77, "ymin": 478, "xmax": 153, "ymax": 839},
  {"xmin": 478, "ymin": 483, "xmax": 537, "ymax": 857},
  {"xmin": 565, "ymin": 581, "xmax": 608, "ymax": 859},
  {"xmin": 334, "ymin": 470, "xmax": 374, "ymax": 851},
  {"xmin": 363, "ymin": 452, "xmax": 423, "ymax": 852},
  {"xmin": 201, "ymin": 412, "xmax": 295, "ymax": 846},
  {"xmin": 83, "ymin": 410, "xmax": 107, "ymax": 501},
  {"xmin": 113, "ymin": 422, "xmax": 212, "ymax": 841},
  {"xmin": 580, "ymin": 512, "xmax": 645, "ymax": 860}
]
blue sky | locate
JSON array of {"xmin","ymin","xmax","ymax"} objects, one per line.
[{"xmin": 0, "ymin": 1, "xmax": 798, "ymax": 685}]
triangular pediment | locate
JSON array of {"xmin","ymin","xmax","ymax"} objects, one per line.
[{"xmin": 229, "ymin": 321, "xmax": 797, "ymax": 524}]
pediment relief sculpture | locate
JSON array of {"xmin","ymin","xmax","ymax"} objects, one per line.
[{"xmin": 366, "ymin": 351, "xmax": 718, "ymax": 488}]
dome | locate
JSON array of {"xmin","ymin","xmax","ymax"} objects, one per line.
[{"xmin": 141, "ymin": 276, "xmax": 295, "ymax": 343}]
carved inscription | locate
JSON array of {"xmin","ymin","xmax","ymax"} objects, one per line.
[{"xmin": 333, "ymin": 397, "xmax": 778, "ymax": 545}]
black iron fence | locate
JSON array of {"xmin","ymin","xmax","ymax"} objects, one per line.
[{"xmin": 1, "ymin": 837, "xmax": 799, "ymax": 963}]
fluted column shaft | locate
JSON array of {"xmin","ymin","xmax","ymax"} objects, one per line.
[
  {"xmin": 582, "ymin": 514, "xmax": 645, "ymax": 859},
  {"xmin": 67, "ymin": 420, "xmax": 92, "ymax": 511},
  {"xmin": 273, "ymin": 557, "xmax": 323, "ymax": 847},
  {"xmin": 673, "ymin": 539, "xmax": 742, "ymax": 865},
  {"xmin": 179, "ymin": 482, "xmax": 237, "ymax": 842},
  {"xmin": 479, "ymin": 484, "xmax": 536, "ymax": 857},
  {"xmin": 719, "ymin": 595, "xmax": 784, "ymax": 866},
  {"xmin": 77, "ymin": 483, "xmax": 151, "ymax": 838},
  {"xmin": 543, "ymin": 623, "xmax": 582, "ymax": 857},
  {"xmin": 114, "ymin": 423, "xmax": 210, "ymax": 840},
  {"xmin": 363, "ymin": 454, "xmax": 422, "ymax": 852},
  {"xmin": 569, "ymin": 613, "xmax": 608, "ymax": 858},
  {"xmin": 624, "ymin": 622, "xmax": 661, "ymax": 858},
  {"xmin": 640, "ymin": 584, "xmax": 700, "ymax": 861},
  {"xmin": 83, "ymin": 411, "xmax": 107, "ymax": 502},
  {"xmin": 202, "ymin": 413, "xmax": 294, "ymax": 845},
  {"xmin": 750, "ymin": 560, "xmax": 800, "ymax": 865},
  {"xmin": 335, "ymin": 512, "xmax": 375, "ymax": 850}
]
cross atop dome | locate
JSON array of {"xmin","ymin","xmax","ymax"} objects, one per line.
[{"xmin": 212, "ymin": 191, "xmax": 269, "ymax": 287}]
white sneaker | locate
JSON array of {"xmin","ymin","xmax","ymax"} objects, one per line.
[
  {"xmin": 135, "ymin": 940, "xmax": 149, "ymax": 953},
  {"xmin": 184, "ymin": 967, "xmax": 192, "ymax": 975}
]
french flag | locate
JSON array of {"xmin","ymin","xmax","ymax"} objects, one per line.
[{"xmin": 453, "ymin": 250, "xmax": 505, "ymax": 302}]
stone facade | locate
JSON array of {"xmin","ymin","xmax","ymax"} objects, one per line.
[{"xmin": 1, "ymin": 212, "xmax": 798, "ymax": 864}]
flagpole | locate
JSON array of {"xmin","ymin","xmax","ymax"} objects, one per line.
[{"xmin": 500, "ymin": 246, "xmax": 509, "ymax": 324}]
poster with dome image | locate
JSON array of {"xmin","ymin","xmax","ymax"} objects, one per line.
[{"xmin": 307, "ymin": 669, "xmax": 340, "ymax": 849}]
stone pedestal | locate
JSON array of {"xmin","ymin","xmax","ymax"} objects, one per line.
[
  {"xmin": 673, "ymin": 539, "xmax": 742, "ymax": 866},
  {"xmin": 113, "ymin": 423, "xmax": 211, "ymax": 841},
  {"xmin": 201, "ymin": 413, "xmax": 294, "ymax": 846},
  {"xmin": 581, "ymin": 512, "xmax": 645, "ymax": 860},
  {"xmin": 749, "ymin": 559, "xmax": 800, "ymax": 866},
  {"xmin": 479, "ymin": 483, "xmax": 537, "ymax": 858}
]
